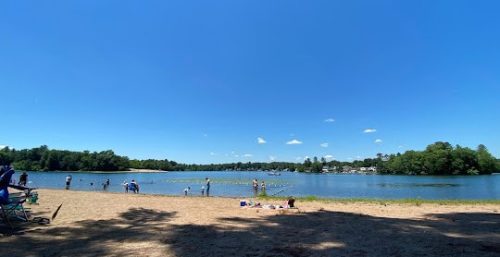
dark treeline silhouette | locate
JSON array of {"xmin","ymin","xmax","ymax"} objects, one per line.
[{"xmin": 0, "ymin": 142, "xmax": 498, "ymax": 174}]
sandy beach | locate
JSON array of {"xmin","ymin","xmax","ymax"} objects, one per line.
[{"xmin": 1, "ymin": 189, "xmax": 500, "ymax": 257}]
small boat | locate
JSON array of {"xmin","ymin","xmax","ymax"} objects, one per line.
[{"xmin": 268, "ymin": 172, "xmax": 281, "ymax": 176}]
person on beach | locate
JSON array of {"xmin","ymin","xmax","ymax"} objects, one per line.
[
  {"xmin": 252, "ymin": 179, "xmax": 259, "ymax": 196},
  {"xmin": 205, "ymin": 177, "xmax": 210, "ymax": 197},
  {"xmin": 129, "ymin": 179, "xmax": 138, "ymax": 193},
  {"xmin": 184, "ymin": 186, "xmax": 191, "ymax": 196},
  {"xmin": 18, "ymin": 172, "xmax": 28, "ymax": 186},
  {"xmin": 65, "ymin": 175, "xmax": 72, "ymax": 190},
  {"xmin": 201, "ymin": 185, "xmax": 205, "ymax": 196},
  {"xmin": 0, "ymin": 165, "xmax": 15, "ymax": 204},
  {"xmin": 261, "ymin": 180, "xmax": 266, "ymax": 193},
  {"xmin": 102, "ymin": 178, "xmax": 110, "ymax": 191},
  {"xmin": 123, "ymin": 180, "xmax": 129, "ymax": 193}
]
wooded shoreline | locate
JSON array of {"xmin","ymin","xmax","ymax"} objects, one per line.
[{"xmin": 1, "ymin": 141, "xmax": 499, "ymax": 175}]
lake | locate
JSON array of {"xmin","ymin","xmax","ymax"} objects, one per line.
[{"xmin": 16, "ymin": 171, "xmax": 500, "ymax": 200}]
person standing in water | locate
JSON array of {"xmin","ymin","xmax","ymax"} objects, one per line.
[
  {"xmin": 103, "ymin": 178, "xmax": 110, "ymax": 191},
  {"xmin": 184, "ymin": 186, "xmax": 191, "ymax": 196},
  {"xmin": 205, "ymin": 177, "xmax": 211, "ymax": 197},
  {"xmin": 128, "ymin": 179, "xmax": 137, "ymax": 193},
  {"xmin": 123, "ymin": 180, "xmax": 129, "ymax": 193},
  {"xmin": 261, "ymin": 180, "xmax": 266, "ymax": 194},
  {"xmin": 65, "ymin": 175, "xmax": 72, "ymax": 190},
  {"xmin": 18, "ymin": 172, "xmax": 28, "ymax": 186},
  {"xmin": 252, "ymin": 179, "xmax": 259, "ymax": 196}
]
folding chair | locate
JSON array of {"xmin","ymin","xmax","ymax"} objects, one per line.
[
  {"xmin": 1, "ymin": 195, "xmax": 29, "ymax": 228},
  {"xmin": 0, "ymin": 166, "xmax": 30, "ymax": 228}
]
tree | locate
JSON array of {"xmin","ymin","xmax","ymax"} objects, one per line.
[
  {"xmin": 1, "ymin": 143, "xmax": 497, "ymax": 174},
  {"xmin": 303, "ymin": 158, "xmax": 312, "ymax": 168},
  {"xmin": 320, "ymin": 157, "xmax": 327, "ymax": 166},
  {"xmin": 476, "ymin": 144, "xmax": 497, "ymax": 174}
]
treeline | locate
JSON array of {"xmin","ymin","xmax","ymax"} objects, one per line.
[
  {"xmin": 377, "ymin": 142, "xmax": 499, "ymax": 175},
  {"xmin": 0, "ymin": 145, "xmax": 129, "ymax": 171},
  {"xmin": 131, "ymin": 159, "xmax": 302, "ymax": 171},
  {"xmin": 0, "ymin": 142, "xmax": 498, "ymax": 175}
]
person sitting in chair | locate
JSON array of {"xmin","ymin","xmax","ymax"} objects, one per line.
[{"xmin": 0, "ymin": 165, "xmax": 15, "ymax": 204}]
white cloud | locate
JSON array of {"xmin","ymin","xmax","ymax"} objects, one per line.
[
  {"xmin": 304, "ymin": 156, "xmax": 310, "ymax": 160},
  {"xmin": 243, "ymin": 153, "xmax": 253, "ymax": 158},
  {"xmin": 296, "ymin": 156, "xmax": 303, "ymax": 161},
  {"xmin": 324, "ymin": 155, "xmax": 334, "ymax": 159},
  {"xmin": 363, "ymin": 128, "xmax": 377, "ymax": 133},
  {"xmin": 210, "ymin": 152, "xmax": 217, "ymax": 156},
  {"xmin": 324, "ymin": 118, "xmax": 335, "ymax": 123},
  {"xmin": 356, "ymin": 156, "xmax": 362, "ymax": 159},
  {"xmin": 0, "ymin": 145, "xmax": 6, "ymax": 149},
  {"xmin": 320, "ymin": 143, "xmax": 329, "ymax": 148},
  {"xmin": 398, "ymin": 145, "xmax": 404, "ymax": 148},
  {"xmin": 286, "ymin": 139, "xmax": 303, "ymax": 145},
  {"xmin": 269, "ymin": 156, "xmax": 276, "ymax": 161},
  {"xmin": 257, "ymin": 137, "xmax": 266, "ymax": 144},
  {"xmin": 374, "ymin": 139, "xmax": 383, "ymax": 144}
]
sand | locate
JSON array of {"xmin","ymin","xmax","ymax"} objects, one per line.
[{"xmin": 1, "ymin": 189, "xmax": 500, "ymax": 257}]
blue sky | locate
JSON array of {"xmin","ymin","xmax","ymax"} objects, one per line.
[{"xmin": 1, "ymin": 1, "xmax": 499, "ymax": 164}]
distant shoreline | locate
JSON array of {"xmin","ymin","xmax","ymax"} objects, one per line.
[
  {"xmin": 24, "ymin": 168, "xmax": 168, "ymax": 174},
  {"xmin": 21, "ymin": 170, "xmax": 499, "ymax": 176}
]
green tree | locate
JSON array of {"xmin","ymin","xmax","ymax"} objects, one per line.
[{"xmin": 476, "ymin": 144, "xmax": 497, "ymax": 174}]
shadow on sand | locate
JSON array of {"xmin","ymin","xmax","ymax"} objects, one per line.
[{"xmin": 1, "ymin": 208, "xmax": 499, "ymax": 256}]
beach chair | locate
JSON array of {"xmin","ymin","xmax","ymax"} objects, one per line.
[
  {"xmin": 0, "ymin": 166, "xmax": 31, "ymax": 228},
  {"xmin": 9, "ymin": 184, "xmax": 39, "ymax": 204},
  {"xmin": 0, "ymin": 194, "xmax": 29, "ymax": 228}
]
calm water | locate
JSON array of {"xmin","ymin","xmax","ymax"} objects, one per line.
[{"xmin": 16, "ymin": 171, "xmax": 500, "ymax": 200}]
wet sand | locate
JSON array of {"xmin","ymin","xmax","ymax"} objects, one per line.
[{"xmin": 1, "ymin": 189, "xmax": 499, "ymax": 257}]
